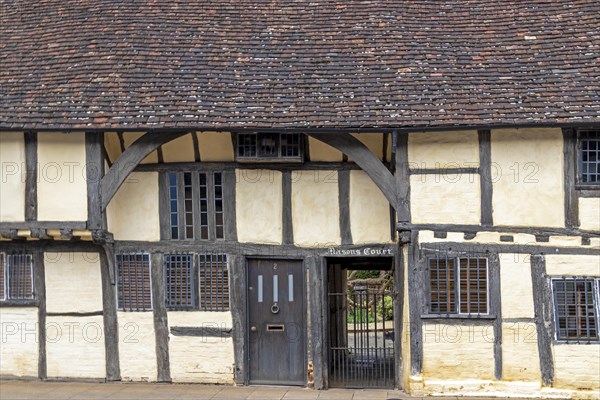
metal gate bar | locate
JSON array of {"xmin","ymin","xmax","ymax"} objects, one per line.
[{"xmin": 328, "ymin": 288, "xmax": 395, "ymax": 388}]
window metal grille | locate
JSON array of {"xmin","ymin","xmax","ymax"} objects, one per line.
[
  {"xmin": 214, "ymin": 173, "xmax": 224, "ymax": 239},
  {"xmin": 198, "ymin": 254, "xmax": 229, "ymax": 311},
  {"xmin": 428, "ymin": 256, "xmax": 456, "ymax": 313},
  {"xmin": 237, "ymin": 133, "xmax": 302, "ymax": 160},
  {"xmin": 164, "ymin": 254, "xmax": 195, "ymax": 310},
  {"xmin": 199, "ymin": 173, "xmax": 209, "ymax": 239},
  {"xmin": 427, "ymin": 254, "xmax": 488, "ymax": 315},
  {"xmin": 0, "ymin": 253, "xmax": 5, "ymax": 300},
  {"xmin": 553, "ymin": 278, "xmax": 598, "ymax": 341},
  {"xmin": 117, "ymin": 253, "xmax": 152, "ymax": 311},
  {"xmin": 458, "ymin": 257, "xmax": 488, "ymax": 314},
  {"xmin": 5, "ymin": 254, "xmax": 34, "ymax": 300},
  {"xmin": 168, "ymin": 173, "xmax": 179, "ymax": 239},
  {"xmin": 579, "ymin": 130, "xmax": 600, "ymax": 184}
]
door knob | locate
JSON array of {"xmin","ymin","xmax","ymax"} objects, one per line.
[{"xmin": 251, "ymin": 326, "xmax": 257, "ymax": 332}]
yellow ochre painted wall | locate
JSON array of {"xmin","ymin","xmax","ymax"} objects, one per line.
[
  {"xmin": 491, "ymin": 128, "xmax": 564, "ymax": 228},
  {"xmin": 0, "ymin": 132, "xmax": 26, "ymax": 222},
  {"xmin": 349, "ymin": 170, "xmax": 391, "ymax": 244},
  {"xmin": 37, "ymin": 132, "xmax": 88, "ymax": 221},
  {"xmin": 308, "ymin": 137, "xmax": 343, "ymax": 162},
  {"xmin": 579, "ymin": 197, "xmax": 600, "ymax": 231},
  {"xmin": 422, "ymin": 322, "xmax": 495, "ymax": 380},
  {"xmin": 408, "ymin": 130, "xmax": 479, "ymax": 168},
  {"xmin": 198, "ymin": 132, "xmax": 234, "ymax": 162},
  {"xmin": 161, "ymin": 133, "xmax": 195, "ymax": 163},
  {"xmin": 292, "ymin": 170, "xmax": 340, "ymax": 247},
  {"xmin": 45, "ymin": 252, "xmax": 103, "ymax": 314},
  {"xmin": 107, "ymin": 172, "xmax": 161, "ymax": 241},
  {"xmin": 545, "ymin": 254, "xmax": 600, "ymax": 276},
  {"xmin": 236, "ymin": 169, "xmax": 282, "ymax": 244},
  {"xmin": 410, "ymin": 174, "xmax": 481, "ymax": 224},
  {"xmin": 122, "ymin": 132, "xmax": 158, "ymax": 164}
]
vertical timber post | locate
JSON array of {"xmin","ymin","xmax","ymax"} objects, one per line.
[{"xmin": 151, "ymin": 252, "xmax": 171, "ymax": 382}]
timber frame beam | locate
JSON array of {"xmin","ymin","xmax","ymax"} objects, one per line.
[
  {"xmin": 308, "ymin": 133, "xmax": 398, "ymax": 209},
  {"xmin": 99, "ymin": 131, "xmax": 188, "ymax": 210}
]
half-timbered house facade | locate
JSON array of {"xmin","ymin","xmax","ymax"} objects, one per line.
[{"xmin": 1, "ymin": 1, "xmax": 599, "ymax": 398}]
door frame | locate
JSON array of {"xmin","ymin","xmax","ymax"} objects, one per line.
[{"xmin": 244, "ymin": 255, "xmax": 308, "ymax": 386}]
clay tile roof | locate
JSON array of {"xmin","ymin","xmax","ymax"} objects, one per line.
[{"xmin": 1, "ymin": 0, "xmax": 599, "ymax": 131}]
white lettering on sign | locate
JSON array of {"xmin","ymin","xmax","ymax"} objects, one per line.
[{"xmin": 327, "ymin": 247, "xmax": 393, "ymax": 256}]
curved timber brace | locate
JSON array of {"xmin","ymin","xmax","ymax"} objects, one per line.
[
  {"xmin": 308, "ymin": 133, "xmax": 398, "ymax": 210},
  {"xmin": 99, "ymin": 131, "xmax": 188, "ymax": 211}
]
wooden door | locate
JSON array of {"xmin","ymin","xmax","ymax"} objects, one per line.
[{"xmin": 247, "ymin": 259, "xmax": 305, "ymax": 385}]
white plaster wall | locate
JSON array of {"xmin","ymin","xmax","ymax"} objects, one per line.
[
  {"xmin": 579, "ymin": 197, "xmax": 600, "ymax": 231},
  {"xmin": 422, "ymin": 323, "xmax": 495, "ymax": 380},
  {"xmin": 292, "ymin": 170, "xmax": 340, "ymax": 247},
  {"xmin": 161, "ymin": 133, "xmax": 195, "ymax": 163},
  {"xmin": 118, "ymin": 312, "xmax": 157, "ymax": 381},
  {"xmin": 553, "ymin": 344, "xmax": 600, "ymax": 391},
  {"xmin": 308, "ymin": 137, "xmax": 343, "ymax": 162},
  {"xmin": 106, "ymin": 172, "xmax": 160, "ymax": 241},
  {"xmin": 501, "ymin": 322, "xmax": 541, "ymax": 381},
  {"xmin": 408, "ymin": 130, "xmax": 479, "ymax": 168},
  {"xmin": 46, "ymin": 315, "xmax": 106, "ymax": 378},
  {"xmin": 37, "ymin": 132, "xmax": 88, "ymax": 221},
  {"xmin": 349, "ymin": 170, "xmax": 391, "ymax": 244},
  {"xmin": 168, "ymin": 311, "xmax": 234, "ymax": 383},
  {"xmin": 236, "ymin": 169, "xmax": 282, "ymax": 244},
  {"xmin": 198, "ymin": 132, "xmax": 234, "ymax": 161},
  {"xmin": 0, "ymin": 132, "xmax": 26, "ymax": 222},
  {"xmin": 545, "ymin": 254, "xmax": 600, "ymax": 276},
  {"xmin": 45, "ymin": 252, "xmax": 103, "ymax": 314},
  {"xmin": 499, "ymin": 253, "xmax": 535, "ymax": 319},
  {"xmin": 0, "ymin": 307, "xmax": 38, "ymax": 377},
  {"xmin": 410, "ymin": 174, "xmax": 481, "ymax": 224},
  {"xmin": 491, "ymin": 128, "xmax": 564, "ymax": 227}
]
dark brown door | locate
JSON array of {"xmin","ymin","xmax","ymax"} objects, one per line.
[{"xmin": 247, "ymin": 259, "xmax": 305, "ymax": 385}]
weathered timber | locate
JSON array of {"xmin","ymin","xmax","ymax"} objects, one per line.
[
  {"xmin": 282, "ymin": 171, "xmax": 294, "ymax": 245},
  {"xmin": 100, "ymin": 249, "xmax": 120, "ymax": 381},
  {"xmin": 34, "ymin": 249, "xmax": 46, "ymax": 379},
  {"xmin": 24, "ymin": 131, "xmax": 38, "ymax": 221},
  {"xmin": 229, "ymin": 254, "xmax": 247, "ymax": 384},
  {"xmin": 408, "ymin": 231, "xmax": 423, "ymax": 374},
  {"xmin": 151, "ymin": 252, "xmax": 171, "ymax": 382},
  {"xmin": 489, "ymin": 254, "xmax": 502, "ymax": 380},
  {"xmin": 338, "ymin": 170, "xmax": 352, "ymax": 245},
  {"xmin": 86, "ymin": 132, "xmax": 104, "ymax": 230},
  {"xmin": 562, "ymin": 128, "xmax": 580, "ymax": 228},
  {"xmin": 530, "ymin": 255, "xmax": 554, "ymax": 386},
  {"xmin": 478, "ymin": 130, "xmax": 494, "ymax": 226}
]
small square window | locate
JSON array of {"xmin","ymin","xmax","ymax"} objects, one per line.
[
  {"xmin": 0, "ymin": 254, "xmax": 34, "ymax": 301},
  {"xmin": 236, "ymin": 133, "xmax": 302, "ymax": 161},
  {"xmin": 427, "ymin": 255, "xmax": 489, "ymax": 316},
  {"xmin": 552, "ymin": 278, "xmax": 599, "ymax": 341},
  {"xmin": 578, "ymin": 130, "xmax": 600, "ymax": 185}
]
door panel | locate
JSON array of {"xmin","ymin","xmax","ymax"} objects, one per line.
[{"xmin": 248, "ymin": 259, "xmax": 305, "ymax": 385}]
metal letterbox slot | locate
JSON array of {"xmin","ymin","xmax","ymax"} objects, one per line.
[{"xmin": 266, "ymin": 324, "xmax": 285, "ymax": 332}]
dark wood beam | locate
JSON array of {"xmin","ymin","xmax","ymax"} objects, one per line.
[
  {"xmin": 86, "ymin": 132, "xmax": 104, "ymax": 230},
  {"xmin": 24, "ymin": 131, "xmax": 38, "ymax": 221},
  {"xmin": 338, "ymin": 170, "xmax": 352, "ymax": 245},
  {"xmin": 395, "ymin": 131, "xmax": 411, "ymax": 233},
  {"xmin": 151, "ymin": 252, "xmax": 171, "ymax": 383},
  {"xmin": 531, "ymin": 255, "xmax": 554, "ymax": 386},
  {"xmin": 562, "ymin": 128, "xmax": 579, "ymax": 228},
  {"xmin": 308, "ymin": 133, "xmax": 397, "ymax": 209},
  {"xmin": 100, "ymin": 132, "xmax": 188, "ymax": 210},
  {"xmin": 478, "ymin": 130, "xmax": 493, "ymax": 226}
]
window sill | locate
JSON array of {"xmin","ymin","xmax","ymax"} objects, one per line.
[
  {"xmin": 0, "ymin": 299, "xmax": 38, "ymax": 307},
  {"xmin": 554, "ymin": 339, "xmax": 600, "ymax": 345},
  {"xmin": 421, "ymin": 313, "xmax": 496, "ymax": 320},
  {"xmin": 236, "ymin": 157, "xmax": 303, "ymax": 163}
]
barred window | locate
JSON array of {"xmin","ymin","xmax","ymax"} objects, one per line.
[
  {"xmin": 166, "ymin": 171, "xmax": 225, "ymax": 240},
  {"xmin": 0, "ymin": 254, "xmax": 34, "ymax": 301},
  {"xmin": 236, "ymin": 133, "xmax": 302, "ymax": 161},
  {"xmin": 117, "ymin": 254, "xmax": 152, "ymax": 311},
  {"xmin": 578, "ymin": 130, "xmax": 599, "ymax": 185},
  {"xmin": 552, "ymin": 278, "xmax": 599, "ymax": 341},
  {"xmin": 428, "ymin": 255, "xmax": 488, "ymax": 315},
  {"xmin": 199, "ymin": 254, "xmax": 229, "ymax": 311},
  {"xmin": 164, "ymin": 254, "xmax": 195, "ymax": 310}
]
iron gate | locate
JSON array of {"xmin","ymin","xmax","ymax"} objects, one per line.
[{"xmin": 328, "ymin": 287, "xmax": 395, "ymax": 388}]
